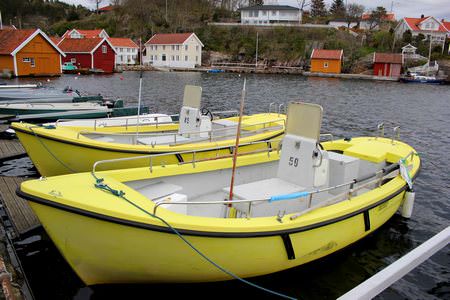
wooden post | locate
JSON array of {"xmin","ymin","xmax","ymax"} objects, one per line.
[{"xmin": 228, "ymin": 78, "xmax": 246, "ymax": 203}]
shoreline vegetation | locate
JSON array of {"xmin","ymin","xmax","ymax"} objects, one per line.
[{"xmin": 0, "ymin": 0, "xmax": 449, "ymax": 80}]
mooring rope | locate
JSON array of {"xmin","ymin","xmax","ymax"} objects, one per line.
[
  {"xmin": 29, "ymin": 125, "xmax": 78, "ymax": 173},
  {"xmin": 90, "ymin": 172, "xmax": 297, "ymax": 300}
]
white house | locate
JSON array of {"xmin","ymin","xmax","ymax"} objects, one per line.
[
  {"xmin": 109, "ymin": 38, "xmax": 139, "ymax": 65},
  {"xmin": 395, "ymin": 16, "xmax": 448, "ymax": 47},
  {"xmin": 239, "ymin": 5, "xmax": 301, "ymax": 25},
  {"xmin": 360, "ymin": 12, "xmax": 396, "ymax": 30},
  {"xmin": 144, "ymin": 33, "xmax": 203, "ymax": 69}
]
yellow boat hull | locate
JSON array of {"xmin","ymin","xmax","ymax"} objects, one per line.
[
  {"xmin": 12, "ymin": 113, "xmax": 285, "ymax": 176},
  {"xmin": 18, "ymin": 137, "xmax": 420, "ymax": 285}
]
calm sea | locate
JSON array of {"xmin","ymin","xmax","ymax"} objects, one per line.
[{"xmin": 3, "ymin": 72, "xmax": 450, "ymax": 300}]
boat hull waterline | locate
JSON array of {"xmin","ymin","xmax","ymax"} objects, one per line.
[{"xmin": 18, "ymin": 137, "xmax": 420, "ymax": 285}]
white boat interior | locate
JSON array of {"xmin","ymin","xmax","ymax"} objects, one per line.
[
  {"xmin": 81, "ymin": 85, "xmax": 284, "ymax": 145},
  {"xmin": 120, "ymin": 103, "xmax": 393, "ymax": 219}
]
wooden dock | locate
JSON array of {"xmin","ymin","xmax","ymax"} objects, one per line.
[
  {"xmin": 0, "ymin": 177, "xmax": 40, "ymax": 237},
  {"xmin": 0, "ymin": 127, "xmax": 40, "ymax": 238}
]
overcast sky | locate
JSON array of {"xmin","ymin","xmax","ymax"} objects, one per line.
[{"xmin": 61, "ymin": 0, "xmax": 450, "ymax": 20}]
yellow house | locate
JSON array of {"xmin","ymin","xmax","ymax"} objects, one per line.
[{"xmin": 310, "ymin": 49, "xmax": 343, "ymax": 74}]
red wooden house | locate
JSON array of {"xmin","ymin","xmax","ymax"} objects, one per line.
[
  {"xmin": 58, "ymin": 38, "xmax": 116, "ymax": 73},
  {"xmin": 373, "ymin": 53, "xmax": 403, "ymax": 77}
]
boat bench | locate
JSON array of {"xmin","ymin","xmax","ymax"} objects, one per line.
[{"xmin": 223, "ymin": 178, "xmax": 308, "ymax": 217}]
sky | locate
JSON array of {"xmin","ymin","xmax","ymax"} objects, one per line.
[{"xmin": 61, "ymin": 0, "xmax": 450, "ymax": 20}]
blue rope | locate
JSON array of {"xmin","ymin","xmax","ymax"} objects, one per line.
[{"xmin": 91, "ymin": 173, "xmax": 297, "ymax": 300}]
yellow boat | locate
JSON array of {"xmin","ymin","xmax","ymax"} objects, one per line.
[
  {"xmin": 11, "ymin": 85, "xmax": 286, "ymax": 176},
  {"xmin": 17, "ymin": 102, "xmax": 420, "ymax": 286}
]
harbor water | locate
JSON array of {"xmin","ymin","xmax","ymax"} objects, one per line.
[{"xmin": 3, "ymin": 72, "xmax": 449, "ymax": 299}]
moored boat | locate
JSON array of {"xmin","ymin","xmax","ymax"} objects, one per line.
[
  {"xmin": 11, "ymin": 85, "xmax": 286, "ymax": 176},
  {"xmin": 17, "ymin": 102, "xmax": 420, "ymax": 286}
]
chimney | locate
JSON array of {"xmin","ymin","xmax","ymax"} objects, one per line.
[{"xmin": 420, "ymin": 14, "xmax": 424, "ymax": 18}]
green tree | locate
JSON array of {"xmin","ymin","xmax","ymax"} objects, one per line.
[
  {"xmin": 310, "ymin": 0, "xmax": 327, "ymax": 18},
  {"xmin": 402, "ymin": 30, "xmax": 412, "ymax": 44},
  {"xmin": 330, "ymin": 0, "xmax": 345, "ymax": 18},
  {"xmin": 367, "ymin": 6, "xmax": 387, "ymax": 30},
  {"xmin": 345, "ymin": 3, "xmax": 364, "ymax": 28}
]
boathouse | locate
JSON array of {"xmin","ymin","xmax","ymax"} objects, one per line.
[
  {"xmin": 0, "ymin": 28, "xmax": 65, "ymax": 77},
  {"xmin": 310, "ymin": 49, "xmax": 343, "ymax": 74},
  {"xmin": 373, "ymin": 53, "xmax": 403, "ymax": 77},
  {"xmin": 143, "ymin": 33, "xmax": 203, "ymax": 69},
  {"xmin": 58, "ymin": 38, "xmax": 116, "ymax": 73}
]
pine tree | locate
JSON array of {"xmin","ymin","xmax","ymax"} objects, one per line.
[
  {"xmin": 310, "ymin": 0, "xmax": 326, "ymax": 18},
  {"xmin": 330, "ymin": 0, "xmax": 345, "ymax": 18}
]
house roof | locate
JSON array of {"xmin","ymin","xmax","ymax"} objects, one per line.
[
  {"xmin": 109, "ymin": 37, "xmax": 138, "ymax": 48},
  {"xmin": 59, "ymin": 37, "xmax": 105, "ymax": 53},
  {"xmin": 99, "ymin": 5, "xmax": 114, "ymax": 12},
  {"xmin": 403, "ymin": 17, "xmax": 448, "ymax": 32},
  {"xmin": 0, "ymin": 28, "xmax": 65, "ymax": 56},
  {"xmin": 442, "ymin": 21, "xmax": 450, "ymax": 31},
  {"xmin": 0, "ymin": 29, "xmax": 36, "ymax": 55},
  {"xmin": 311, "ymin": 49, "xmax": 343, "ymax": 60},
  {"xmin": 62, "ymin": 29, "xmax": 107, "ymax": 39},
  {"xmin": 50, "ymin": 36, "xmax": 63, "ymax": 45},
  {"xmin": 0, "ymin": 25, "xmax": 17, "ymax": 30},
  {"xmin": 373, "ymin": 53, "xmax": 403, "ymax": 64},
  {"xmin": 145, "ymin": 33, "xmax": 196, "ymax": 45},
  {"xmin": 239, "ymin": 5, "xmax": 299, "ymax": 11},
  {"xmin": 362, "ymin": 12, "xmax": 396, "ymax": 21}
]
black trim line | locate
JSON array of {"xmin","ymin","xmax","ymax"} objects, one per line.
[
  {"xmin": 175, "ymin": 153, "xmax": 183, "ymax": 163},
  {"xmin": 13, "ymin": 127, "xmax": 284, "ymax": 155},
  {"xmin": 363, "ymin": 210, "xmax": 370, "ymax": 232},
  {"xmin": 17, "ymin": 181, "xmax": 411, "ymax": 238},
  {"xmin": 281, "ymin": 234, "xmax": 296, "ymax": 260}
]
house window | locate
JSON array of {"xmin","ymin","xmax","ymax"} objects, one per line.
[
  {"xmin": 30, "ymin": 58, "xmax": 35, "ymax": 67},
  {"xmin": 176, "ymin": 55, "xmax": 179, "ymax": 61},
  {"xmin": 324, "ymin": 62, "xmax": 329, "ymax": 68},
  {"xmin": 127, "ymin": 48, "xmax": 130, "ymax": 53},
  {"xmin": 154, "ymin": 55, "xmax": 157, "ymax": 61},
  {"xmin": 155, "ymin": 45, "xmax": 157, "ymax": 50},
  {"xmin": 163, "ymin": 45, "xmax": 166, "ymax": 50},
  {"xmin": 171, "ymin": 55, "xmax": 175, "ymax": 61},
  {"xmin": 185, "ymin": 45, "xmax": 188, "ymax": 51},
  {"xmin": 272, "ymin": 10, "xmax": 276, "ymax": 16},
  {"xmin": 71, "ymin": 58, "xmax": 76, "ymax": 63},
  {"xmin": 102, "ymin": 45, "xmax": 107, "ymax": 54},
  {"xmin": 172, "ymin": 45, "xmax": 175, "ymax": 50},
  {"xmin": 22, "ymin": 58, "xmax": 30, "ymax": 63},
  {"xmin": 196, "ymin": 45, "xmax": 199, "ymax": 51},
  {"xmin": 185, "ymin": 55, "xmax": 188, "ymax": 61},
  {"xmin": 162, "ymin": 54, "xmax": 166, "ymax": 61},
  {"xmin": 196, "ymin": 56, "xmax": 198, "ymax": 62},
  {"xmin": 176, "ymin": 45, "xmax": 180, "ymax": 50},
  {"xmin": 150, "ymin": 55, "xmax": 153, "ymax": 61},
  {"xmin": 262, "ymin": 11, "xmax": 267, "ymax": 16}
]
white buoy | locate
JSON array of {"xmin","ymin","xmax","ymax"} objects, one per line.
[{"xmin": 401, "ymin": 190, "xmax": 415, "ymax": 218}]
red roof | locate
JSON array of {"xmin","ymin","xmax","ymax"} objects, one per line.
[
  {"xmin": 403, "ymin": 17, "xmax": 448, "ymax": 32},
  {"xmin": 58, "ymin": 38, "xmax": 104, "ymax": 53},
  {"xmin": 442, "ymin": 21, "xmax": 450, "ymax": 31},
  {"xmin": 311, "ymin": 49, "xmax": 343, "ymax": 60},
  {"xmin": 62, "ymin": 29, "xmax": 106, "ymax": 39},
  {"xmin": 50, "ymin": 36, "xmax": 62, "ymax": 45},
  {"xmin": 362, "ymin": 12, "xmax": 396, "ymax": 21},
  {"xmin": 0, "ymin": 29, "xmax": 36, "ymax": 55},
  {"xmin": 109, "ymin": 37, "xmax": 138, "ymax": 48},
  {"xmin": 145, "ymin": 33, "xmax": 193, "ymax": 45},
  {"xmin": 373, "ymin": 53, "xmax": 403, "ymax": 64},
  {"xmin": 99, "ymin": 5, "xmax": 114, "ymax": 11}
]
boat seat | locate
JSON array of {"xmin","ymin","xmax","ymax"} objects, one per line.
[
  {"xmin": 134, "ymin": 181, "xmax": 183, "ymax": 201},
  {"xmin": 137, "ymin": 134, "xmax": 190, "ymax": 145},
  {"xmin": 212, "ymin": 119, "xmax": 237, "ymax": 127},
  {"xmin": 223, "ymin": 178, "xmax": 308, "ymax": 217}
]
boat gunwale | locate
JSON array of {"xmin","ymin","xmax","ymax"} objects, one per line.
[
  {"xmin": 12, "ymin": 125, "xmax": 285, "ymax": 155},
  {"xmin": 16, "ymin": 172, "xmax": 417, "ymax": 238}
]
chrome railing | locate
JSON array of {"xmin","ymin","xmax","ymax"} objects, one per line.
[
  {"xmin": 92, "ymin": 138, "xmax": 282, "ymax": 174},
  {"xmin": 78, "ymin": 118, "xmax": 286, "ymax": 145}
]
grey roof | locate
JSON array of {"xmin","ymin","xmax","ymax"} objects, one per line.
[{"xmin": 239, "ymin": 5, "xmax": 299, "ymax": 11}]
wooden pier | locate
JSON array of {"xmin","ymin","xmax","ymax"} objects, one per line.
[{"xmin": 0, "ymin": 127, "xmax": 40, "ymax": 239}]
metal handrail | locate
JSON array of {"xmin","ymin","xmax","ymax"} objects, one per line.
[
  {"xmin": 78, "ymin": 118, "xmax": 286, "ymax": 142},
  {"xmin": 152, "ymin": 164, "xmax": 402, "ymax": 216},
  {"xmin": 92, "ymin": 138, "xmax": 283, "ymax": 174}
]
